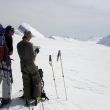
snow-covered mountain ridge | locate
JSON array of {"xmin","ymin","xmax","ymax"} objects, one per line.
[
  {"xmin": 18, "ymin": 23, "xmax": 45, "ymax": 39},
  {"xmin": 97, "ymin": 35, "xmax": 110, "ymax": 47}
]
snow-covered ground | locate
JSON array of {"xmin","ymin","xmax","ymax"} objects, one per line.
[{"xmin": 1, "ymin": 24, "xmax": 110, "ymax": 110}]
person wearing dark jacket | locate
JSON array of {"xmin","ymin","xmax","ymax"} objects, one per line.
[
  {"xmin": 17, "ymin": 31, "xmax": 41, "ymax": 105},
  {"xmin": 0, "ymin": 25, "xmax": 14, "ymax": 106}
]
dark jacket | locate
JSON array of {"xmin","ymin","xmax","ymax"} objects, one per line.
[
  {"xmin": 17, "ymin": 40, "xmax": 38, "ymax": 74},
  {"xmin": 5, "ymin": 34, "xmax": 13, "ymax": 54}
]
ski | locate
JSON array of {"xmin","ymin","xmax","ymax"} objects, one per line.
[{"xmin": 16, "ymin": 98, "xmax": 47, "ymax": 110}]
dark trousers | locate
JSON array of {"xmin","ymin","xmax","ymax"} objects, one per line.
[{"xmin": 22, "ymin": 72, "xmax": 41, "ymax": 99}]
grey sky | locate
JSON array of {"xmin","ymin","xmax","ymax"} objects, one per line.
[{"xmin": 0, "ymin": 0, "xmax": 110, "ymax": 39}]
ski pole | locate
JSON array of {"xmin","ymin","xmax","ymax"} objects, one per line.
[
  {"xmin": 41, "ymin": 102, "xmax": 44, "ymax": 110},
  {"xmin": 49, "ymin": 55, "xmax": 59, "ymax": 98},
  {"xmin": 57, "ymin": 50, "xmax": 67, "ymax": 100}
]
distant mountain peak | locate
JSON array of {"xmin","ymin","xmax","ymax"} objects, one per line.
[
  {"xmin": 97, "ymin": 35, "xmax": 110, "ymax": 47},
  {"xmin": 18, "ymin": 23, "xmax": 45, "ymax": 38}
]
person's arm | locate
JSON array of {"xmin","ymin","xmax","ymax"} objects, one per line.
[
  {"xmin": 28, "ymin": 43, "xmax": 37, "ymax": 61},
  {"xmin": 9, "ymin": 37, "xmax": 13, "ymax": 55},
  {"xmin": 5, "ymin": 36, "xmax": 13, "ymax": 55}
]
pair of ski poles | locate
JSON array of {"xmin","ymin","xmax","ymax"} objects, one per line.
[
  {"xmin": 32, "ymin": 50, "xmax": 67, "ymax": 110},
  {"xmin": 49, "ymin": 50, "xmax": 67, "ymax": 101}
]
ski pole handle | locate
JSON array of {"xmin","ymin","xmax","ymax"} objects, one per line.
[
  {"xmin": 49, "ymin": 55, "xmax": 52, "ymax": 66},
  {"xmin": 49, "ymin": 55, "xmax": 52, "ymax": 62},
  {"xmin": 57, "ymin": 50, "xmax": 61, "ymax": 61}
]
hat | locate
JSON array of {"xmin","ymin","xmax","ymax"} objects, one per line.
[
  {"xmin": 5, "ymin": 25, "xmax": 14, "ymax": 32},
  {"xmin": 0, "ymin": 24, "xmax": 5, "ymax": 33}
]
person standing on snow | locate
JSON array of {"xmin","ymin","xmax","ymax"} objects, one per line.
[
  {"xmin": 0, "ymin": 25, "xmax": 14, "ymax": 106},
  {"xmin": 17, "ymin": 31, "xmax": 41, "ymax": 105}
]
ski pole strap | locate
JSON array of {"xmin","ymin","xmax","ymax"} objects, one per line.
[{"xmin": 57, "ymin": 50, "xmax": 61, "ymax": 61}]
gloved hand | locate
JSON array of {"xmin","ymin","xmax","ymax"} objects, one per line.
[{"xmin": 35, "ymin": 48, "xmax": 39, "ymax": 53}]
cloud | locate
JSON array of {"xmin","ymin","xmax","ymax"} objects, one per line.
[{"xmin": 0, "ymin": 0, "xmax": 110, "ymax": 38}]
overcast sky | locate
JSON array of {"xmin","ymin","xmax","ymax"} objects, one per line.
[{"xmin": 0, "ymin": 0, "xmax": 110, "ymax": 39}]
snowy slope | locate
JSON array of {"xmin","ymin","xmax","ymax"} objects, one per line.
[
  {"xmin": 1, "ymin": 24, "xmax": 110, "ymax": 110},
  {"xmin": 97, "ymin": 35, "xmax": 110, "ymax": 47},
  {"xmin": 18, "ymin": 23, "xmax": 45, "ymax": 38}
]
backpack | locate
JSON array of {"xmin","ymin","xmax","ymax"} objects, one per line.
[
  {"xmin": 0, "ymin": 35, "xmax": 5, "ymax": 61},
  {"xmin": 38, "ymin": 69, "xmax": 49, "ymax": 100}
]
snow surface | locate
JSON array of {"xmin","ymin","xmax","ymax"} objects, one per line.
[{"xmin": 1, "ymin": 24, "xmax": 110, "ymax": 110}]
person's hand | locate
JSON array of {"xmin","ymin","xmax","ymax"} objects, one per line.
[{"xmin": 35, "ymin": 48, "xmax": 39, "ymax": 53}]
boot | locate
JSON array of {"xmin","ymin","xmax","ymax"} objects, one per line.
[{"xmin": 1, "ymin": 98, "xmax": 11, "ymax": 106}]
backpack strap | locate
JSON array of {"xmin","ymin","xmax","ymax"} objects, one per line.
[{"xmin": 0, "ymin": 35, "xmax": 5, "ymax": 61}]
